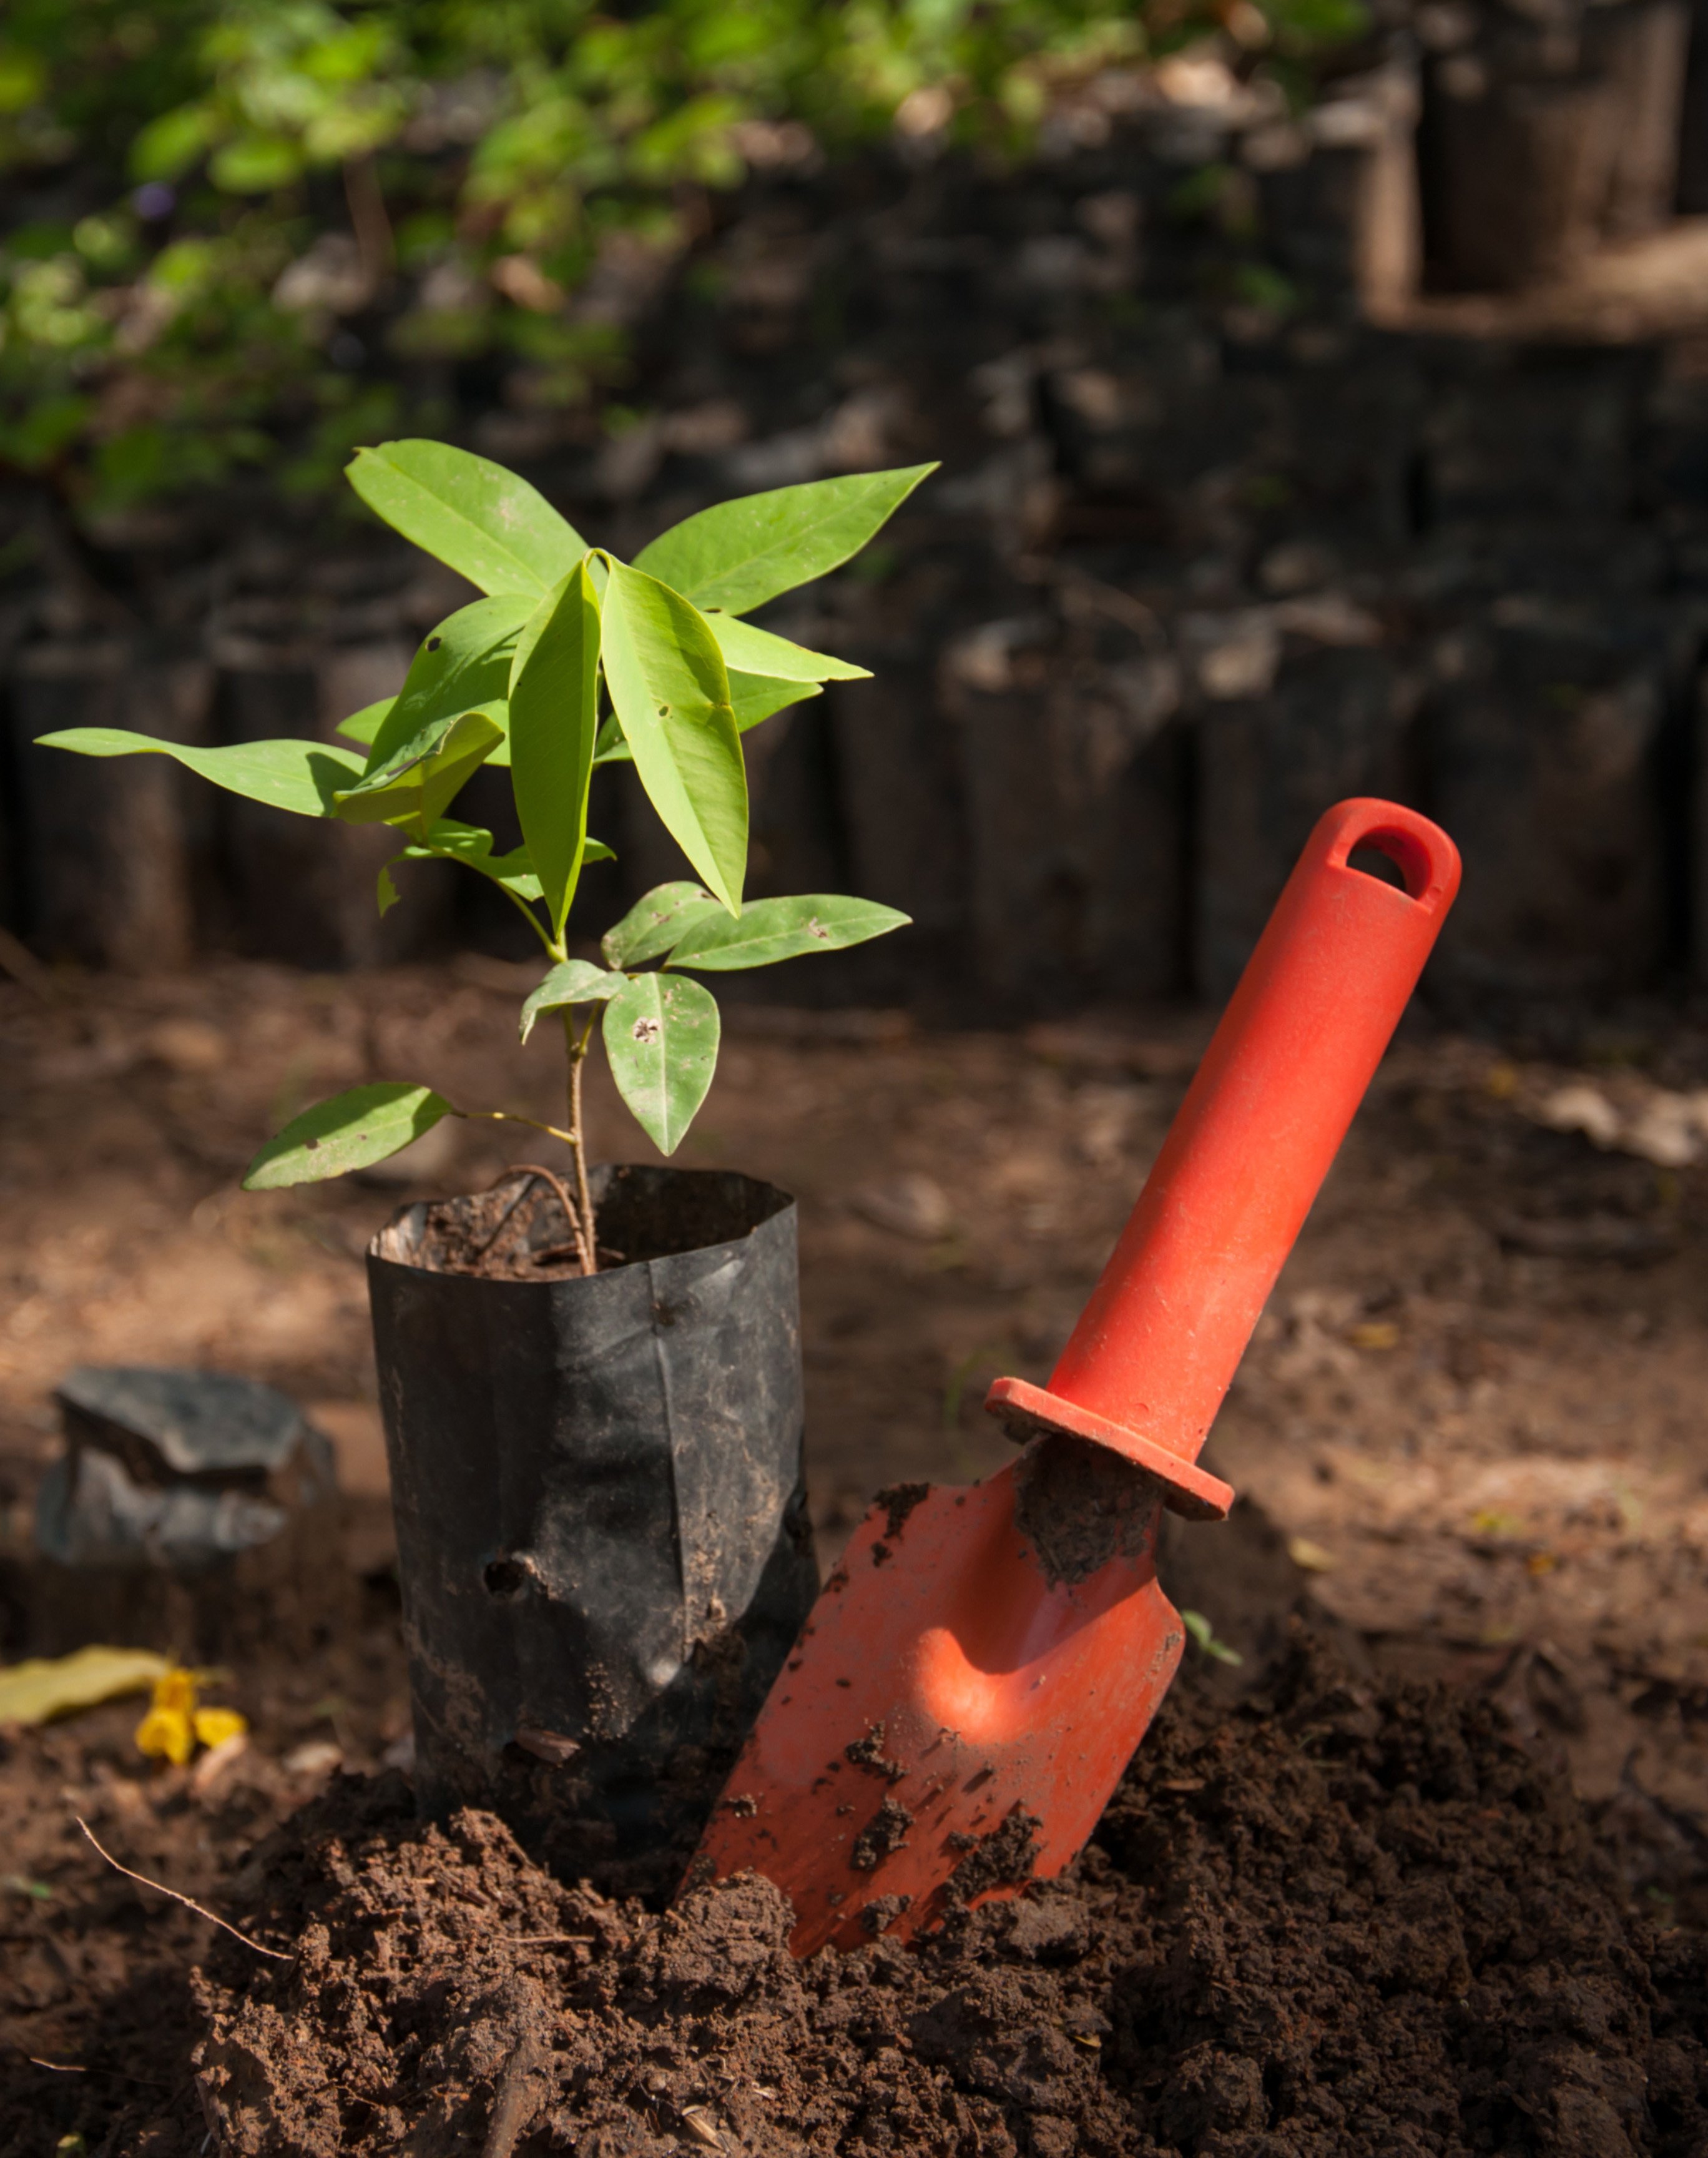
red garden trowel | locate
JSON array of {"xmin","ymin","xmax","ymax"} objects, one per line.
[{"xmin": 689, "ymin": 799, "xmax": 1461, "ymax": 1956}]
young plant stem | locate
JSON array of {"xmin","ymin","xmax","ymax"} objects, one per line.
[{"xmin": 562, "ymin": 1008, "xmax": 599, "ymax": 1276}]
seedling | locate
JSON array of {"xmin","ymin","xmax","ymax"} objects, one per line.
[
  {"xmin": 1182, "ymin": 1608, "xmax": 1244, "ymax": 1666},
  {"xmin": 40, "ymin": 441, "xmax": 930, "ymax": 1269}
]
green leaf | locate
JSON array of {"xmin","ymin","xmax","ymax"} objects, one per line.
[
  {"xmin": 730, "ymin": 671, "xmax": 821, "ymax": 729},
  {"xmin": 704, "ymin": 613, "xmax": 869, "ymax": 683},
  {"xmin": 332, "ymin": 709, "xmax": 504, "ymax": 830},
  {"xmin": 400, "ymin": 818, "xmax": 539, "ymax": 897},
  {"xmin": 601, "ymin": 880, "xmax": 722, "ymax": 968},
  {"xmin": 362, "ymin": 594, "xmax": 533, "ymax": 771},
  {"xmin": 131, "ymin": 103, "xmax": 214, "ymax": 183},
  {"xmin": 599, "ymin": 561, "xmax": 747, "ymax": 914},
  {"xmin": 243, "ymin": 1083, "xmax": 453, "ymax": 1190},
  {"xmin": 602, "ymin": 973, "xmax": 720, "ymax": 1156},
  {"xmin": 668, "ymin": 894, "xmax": 911, "ymax": 971},
  {"xmin": 346, "ymin": 440, "xmax": 586, "ymax": 597},
  {"xmin": 592, "ymin": 673, "xmax": 817, "ymax": 767},
  {"xmin": 519, "ymin": 959, "xmax": 626, "ymax": 1043},
  {"xmin": 509, "ymin": 560, "xmax": 600, "ymax": 937},
  {"xmin": 36, "ymin": 729, "xmax": 363, "ymax": 817},
  {"xmin": 397, "ymin": 820, "xmax": 612, "ymax": 906},
  {"xmin": 633, "ymin": 465, "xmax": 937, "ymax": 615},
  {"xmin": 376, "ymin": 862, "xmax": 401, "ymax": 916},
  {"xmin": 337, "ymin": 697, "xmax": 392, "ymax": 747},
  {"xmin": 212, "ymin": 134, "xmax": 303, "ymax": 193},
  {"xmin": 1182, "ymin": 1610, "xmax": 1244, "ymax": 1667}
]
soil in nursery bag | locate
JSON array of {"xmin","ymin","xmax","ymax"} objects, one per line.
[
  {"xmin": 400, "ymin": 1164, "xmax": 786, "ymax": 1281},
  {"xmin": 181, "ymin": 1627, "xmax": 1708, "ymax": 2158}
]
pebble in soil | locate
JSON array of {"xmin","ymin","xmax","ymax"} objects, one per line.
[{"xmin": 185, "ymin": 1629, "xmax": 1708, "ymax": 2158}]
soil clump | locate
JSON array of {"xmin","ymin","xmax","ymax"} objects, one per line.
[{"xmin": 183, "ymin": 1630, "xmax": 1708, "ymax": 2157}]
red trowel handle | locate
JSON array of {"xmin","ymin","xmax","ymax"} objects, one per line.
[{"xmin": 988, "ymin": 799, "xmax": 1460, "ymax": 1510}]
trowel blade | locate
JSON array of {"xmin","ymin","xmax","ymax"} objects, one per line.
[{"xmin": 687, "ymin": 1438, "xmax": 1183, "ymax": 1957}]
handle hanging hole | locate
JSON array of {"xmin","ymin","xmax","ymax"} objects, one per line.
[
  {"xmin": 1342, "ymin": 823, "xmax": 1433, "ymax": 901},
  {"xmin": 1348, "ymin": 845, "xmax": 1407, "ymax": 892}
]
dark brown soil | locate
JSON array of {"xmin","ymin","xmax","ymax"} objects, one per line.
[
  {"xmin": 150, "ymin": 1633, "xmax": 1708, "ymax": 2157},
  {"xmin": 410, "ymin": 1171, "xmax": 602, "ymax": 1281},
  {"xmin": 404, "ymin": 1163, "xmax": 794, "ymax": 1282}
]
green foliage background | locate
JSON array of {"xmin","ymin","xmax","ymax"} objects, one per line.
[{"xmin": 0, "ymin": 0, "xmax": 1363, "ymax": 525}]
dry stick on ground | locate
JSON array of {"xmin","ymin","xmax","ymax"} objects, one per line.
[
  {"xmin": 76, "ymin": 1817, "xmax": 292, "ymax": 1963},
  {"xmin": 481, "ymin": 2034, "xmax": 545, "ymax": 2158}
]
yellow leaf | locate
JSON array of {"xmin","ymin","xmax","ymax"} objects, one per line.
[
  {"xmin": 1287, "ymin": 1536, "xmax": 1335, "ymax": 1573},
  {"xmin": 1348, "ymin": 1321, "xmax": 1399, "ymax": 1351},
  {"xmin": 193, "ymin": 1707, "xmax": 248, "ymax": 1749},
  {"xmin": 0, "ymin": 1645, "xmax": 170, "ymax": 1727}
]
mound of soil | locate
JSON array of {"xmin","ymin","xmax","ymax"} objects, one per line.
[{"xmin": 189, "ymin": 1632, "xmax": 1708, "ymax": 2157}]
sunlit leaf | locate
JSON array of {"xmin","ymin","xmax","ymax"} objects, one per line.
[
  {"xmin": 361, "ymin": 594, "xmax": 533, "ymax": 770},
  {"xmin": 35, "ymin": 729, "xmax": 363, "ymax": 817},
  {"xmin": 346, "ymin": 440, "xmax": 586, "ymax": 596},
  {"xmin": 519, "ymin": 959, "xmax": 626, "ymax": 1043},
  {"xmin": 634, "ymin": 465, "xmax": 936, "ymax": 615},
  {"xmin": 396, "ymin": 819, "xmax": 612, "ymax": 906},
  {"xmin": 332, "ymin": 709, "xmax": 504, "ymax": 830},
  {"xmin": 242, "ymin": 1082, "xmax": 454, "ymax": 1190},
  {"xmin": 730, "ymin": 671, "xmax": 821, "ymax": 729},
  {"xmin": 704, "ymin": 613, "xmax": 869, "ymax": 683},
  {"xmin": 602, "ymin": 973, "xmax": 720, "ymax": 1156},
  {"xmin": 601, "ymin": 880, "xmax": 722, "ymax": 968},
  {"xmin": 130, "ymin": 104, "xmax": 214, "ymax": 182},
  {"xmin": 337, "ymin": 697, "xmax": 391, "ymax": 747},
  {"xmin": 668, "ymin": 893, "xmax": 910, "ymax": 970},
  {"xmin": 599, "ymin": 561, "xmax": 747, "ymax": 913},
  {"xmin": 509, "ymin": 559, "xmax": 600, "ymax": 937},
  {"xmin": 212, "ymin": 134, "xmax": 304, "ymax": 192},
  {"xmin": 592, "ymin": 671, "xmax": 816, "ymax": 766}
]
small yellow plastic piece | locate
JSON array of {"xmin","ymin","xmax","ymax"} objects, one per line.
[
  {"xmin": 134, "ymin": 1667, "xmax": 246, "ymax": 1764},
  {"xmin": 134, "ymin": 1702, "xmax": 195, "ymax": 1766},
  {"xmin": 192, "ymin": 1707, "xmax": 248, "ymax": 1750}
]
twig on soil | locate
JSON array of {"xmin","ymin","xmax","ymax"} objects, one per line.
[
  {"xmin": 493, "ymin": 1164, "xmax": 591, "ymax": 1274},
  {"xmin": 470, "ymin": 1170, "xmax": 549, "ymax": 1261},
  {"xmin": 481, "ymin": 2034, "xmax": 544, "ymax": 2158},
  {"xmin": 75, "ymin": 1817, "xmax": 292, "ymax": 1962},
  {"xmin": 20, "ymin": 2045, "xmax": 169, "ymax": 2089}
]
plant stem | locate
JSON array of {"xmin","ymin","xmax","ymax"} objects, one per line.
[
  {"xmin": 562, "ymin": 1008, "xmax": 599, "ymax": 1276},
  {"xmin": 499, "ymin": 881, "xmax": 562, "ymax": 958}
]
